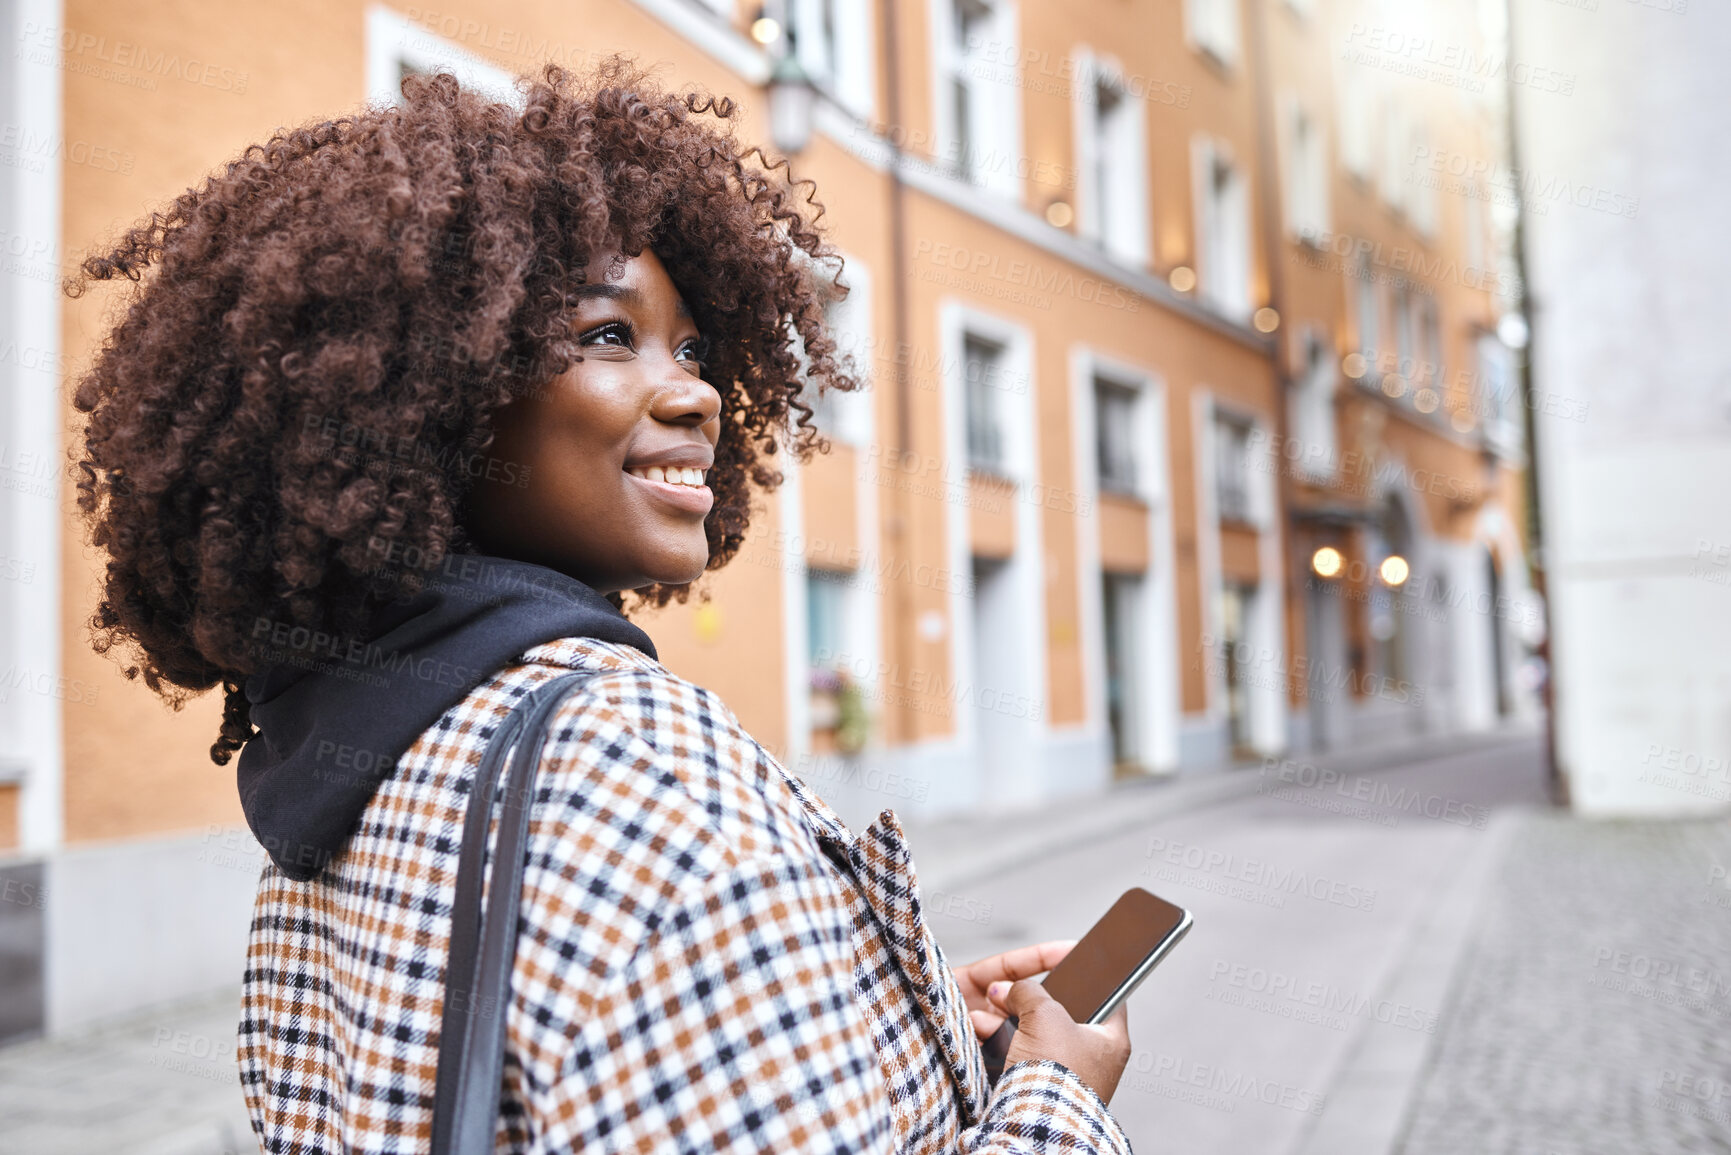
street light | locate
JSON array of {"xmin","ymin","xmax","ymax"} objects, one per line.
[
  {"xmin": 768, "ymin": 49, "xmax": 815, "ymax": 157},
  {"xmin": 1311, "ymin": 546, "xmax": 1344, "ymax": 579},
  {"xmin": 1379, "ymin": 555, "xmax": 1410, "ymax": 587}
]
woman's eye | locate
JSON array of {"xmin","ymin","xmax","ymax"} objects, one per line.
[
  {"xmin": 677, "ymin": 338, "xmax": 708, "ymax": 372},
  {"xmin": 579, "ymin": 322, "xmax": 633, "ymax": 348}
]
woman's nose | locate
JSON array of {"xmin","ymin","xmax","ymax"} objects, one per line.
[{"xmin": 650, "ymin": 364, "xmax": 722, "ymax": 428}]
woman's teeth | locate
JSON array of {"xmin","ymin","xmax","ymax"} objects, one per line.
[{"xmin": 627, "ymin": 465, "xmax": 708, "ymax": 488}]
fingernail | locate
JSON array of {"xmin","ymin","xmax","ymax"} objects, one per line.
[{"xmin": 988, "ymin": 982, "xmax": 1007, "ymax": 1000}]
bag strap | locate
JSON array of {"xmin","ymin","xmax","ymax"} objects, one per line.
[{"xmin": 431, "ymin": 669, "xmax": 597, "ymax": 1154}]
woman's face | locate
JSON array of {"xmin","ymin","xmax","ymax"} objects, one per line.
[{"xmin": 466, "ymin": 249, "xmax": 722, "ymax": 594}]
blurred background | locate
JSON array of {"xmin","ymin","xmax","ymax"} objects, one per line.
[{"xmin": 1, "ymin": 0, "xmax": 1727, "ymax": 1151}]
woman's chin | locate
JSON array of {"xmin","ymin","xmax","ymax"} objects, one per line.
[{"xmin": 637, "ymin": 550, "xmax": 710, "ymax": 591}]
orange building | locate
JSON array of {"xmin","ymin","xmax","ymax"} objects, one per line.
[{"xmin": 0, "ymin": 0, "xmax": 1536, "ymax": 1038}]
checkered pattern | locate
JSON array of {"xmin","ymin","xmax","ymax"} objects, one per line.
[{"xmin": 238, "ymin": 636, "xmax": 1133, "ymax": 1154}]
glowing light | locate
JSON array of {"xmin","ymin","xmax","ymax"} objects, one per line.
[
  {"xmin": 750, "ymin": 16, "xmax": 782, "ymax": 43},
  {"xmin": 1451, "ymin": 408, "xmax": 1477, "ymax": 432},
  {"xmin": 1045, "ymin": 200, "xmax": 1074, "ymax": 228},
  {"xmin": 1382, "ymin": 374, "xmax": 1407, "ymax": 398},
  {"xmin": 1342, "ymin": 352, "xmax": 1367, "ymax": 379},
  {"xmin": 1379, "ymin": 555, "xmax": 1410, "ymax": 587},
  {"xmin": 1311, "ymin": 546, "xmax": 1344, "ymax": 579},
  {"xmin": 1253, "ymin": 307, "xmax": 1280, "ymax": 333},
  {"xmin": 1168, "ymin": 266, "xmax": 1197, "ymax": 293},
  {"xmin": 1414, "ymin": 388, "xmax": 1439, "ymax": 413}
]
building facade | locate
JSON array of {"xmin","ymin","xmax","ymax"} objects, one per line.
[
  {"xmin": 0, "ymin": 0, "xmax": 1537, "ymax": 1038},
  {"xmin": 1510, "ymin": 0, "xmax": 1730, "ymax": 818}
]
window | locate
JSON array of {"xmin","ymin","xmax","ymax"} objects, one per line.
[
  {"xmin": 1095, "ymin": 378, "xmax": 1139, "ymax": 493},
  {"xmin": 1186, "ymin": 0, "xmax": 1241, "ymax": 67},
  {"xmin": 1379, "ymin": 99, "xmax": 1409, "ymax": 212},
  {"xmin": 1283, "ymin": 99, "xmax": 1328, "ymax": 243},
  {"xmin": 937, "ymin": 0, "xmax": 1017, "ymax": 195},
  {"xmin": 1196, "ymin": 139, "xmax": 1252, "ymax": 320},
  {"xmin": 1355, "ymin": 255, "xmax": 1381, "ymax": 363},
  {"xmin": 366, "ymin": 7, "xmax": 517, "ymax": 108},
  {"xmin": 1465, "ymin": 182, "xmax": 1486, "ymax": 272},
  {"xmin": 1214, "ymin": 412, "xmax": 1255, "ymax": 524},
  {"xmin": 807, "ymin": 569, "xmax": 866, "ymax": 751},
  {"xmin": 1338, "ymin": 67, "xmax": 1374, "ymax": 181},
  {"xmin": 1217, "ymin": 582, "xmax": 1256, "ymax": 749},
  {"xmin": 1289, "ymin": 331, "xmax": 1336, "ymax": 480},
  {"xmin": 964, "ymin": 333, "xmax": 1009, "ymax": 472},
  {"xmin": 786, "ymin": 0, "xmax": 874, "ymax": 117},
  {"xmin": 1408, "ymin": 122, "xmax": 1438, "ymax": 236},
  {"xmin": 1476, "ymin": 331, "xmax": 1520, "ymax": 454},
  {"xmin": 1417, "ymin": 297, "xmax": 1442, "ymax": 388},
  {"xmin": 807, "ymin": 569, "xmax": 848, "ymax": 671},
  {"xmin": 1392, "ymin": 280, "xmax": 1415, "ymax": 379},
  {"xmin": 1102, "ymin": 573, "xmax": 1143, "ymax": 769},
  {"xmin": 794, "ymin": 258, "xmax": 871, "ymax": 445},
  {"xmin": 1076, "ymin": 56, "xmax": 1149, "ymax": 265}
]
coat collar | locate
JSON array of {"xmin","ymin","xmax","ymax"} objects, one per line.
[{"xmin": 784, "ymin": 781, "xmax": 990, "ymax": 1129}]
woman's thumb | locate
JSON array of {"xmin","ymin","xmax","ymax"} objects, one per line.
[{"xmin": 999, "ymin": 977, "xmax": 1058, "ymax": 1019}]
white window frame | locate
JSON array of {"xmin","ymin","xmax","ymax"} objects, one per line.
[
  {"xmin": 929, "ymin": 0, "xmax": 1023, "ymax": 199},
  {"xmin": 1408, "ymin": 121, "xmax": 1438, "ymax": 237},
  {"xmin": 1280, "ymin": 94, "xmax": 1329, "ymax": 244},
  {"xmin": 1, "ymin": 0, "xmax": 65, "ymax": 853},
  {"xmin": 1355, "ymin": 255, "xmax": 1381, "ymax": 362},
  {"xmin": 784, "ymin": 0, "xmax": 876, "ymax": 119},
  {"xmin": 1192, "ymin": 392, "xmax": 1286, "ymax": 756},
  {"xmin": 1418, "ymin": 295, "xmax": 1442, "ymax": 388},
  {"xmin": 1379, "ymin": 97, "xmax": 1409, "ymax": 212},
  {"xmin": 1476, "ymin": 331, "xmax": 1522, "ymax": 458},
  {"xmin": 1392, "ymin": 279, "xmax": 1416, "ymax": 378},
  {"xmin": 1072, "ymin": 50, "xmax": 1150, "ymax": 267},
  {"xmin": 1212, "ymin": 409, "xmax": 1260, "ymax": 526},
  {"xmin": 1192, "ymin": 134, "xmax": 1253, "ymax": 322},
  {"xmin": 808, "ymin": 257, "xmax": 875, "ymax": 447},
  {"xmin": 1070, "ymin": 347, "xmax": 1181, "ymax": 774},
  {"xmin": 938, "ymin": 302, "xmax": 1046, "ymax": 807},
  {"xmin": 1338, "ymin": 65, "xmax": 1374, "ymax": 182},
  {"xmin": 1465, "ymin": 179, "xmax": 1487, "ymax": 272},
  {"xmin": 1185, "ymin": 0, "xmax": 1241, "ymax": 68},
  {"xmin": 366, "ymin": 5, "xmax": 519, "ymax": 108},
  {"xmin": 1289, "ymin": 326, "xmax": 1337, "ymax": 482}
]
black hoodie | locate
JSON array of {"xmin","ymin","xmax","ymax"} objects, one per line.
[{"xmin": 236, "ymin": 555, "xmax": 657, "ymax": 881}]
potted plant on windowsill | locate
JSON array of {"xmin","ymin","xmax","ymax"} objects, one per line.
[{"xmin": 809, "ymin": 666, "xmax": 870, "ymax": 756}]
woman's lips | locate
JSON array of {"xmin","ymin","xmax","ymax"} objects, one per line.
[{"xmin": 624, "ymin": 468, "xmax": 713, "ymax": 515}]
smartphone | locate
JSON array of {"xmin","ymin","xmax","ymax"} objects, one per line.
[{"xmin": 979, "ymin": 887, "xmax": 1192, "ymax": 1084}]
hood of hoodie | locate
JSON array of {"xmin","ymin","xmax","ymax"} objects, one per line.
[{"xmin": 236, "ymin": 555, "xmax": 657, "ymax": 881}]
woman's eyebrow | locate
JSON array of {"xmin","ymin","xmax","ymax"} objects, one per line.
[{"xmin": 571, "ymin": 283, "xmax": 640, "ymax": 305}]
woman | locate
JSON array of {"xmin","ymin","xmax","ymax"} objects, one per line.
[{"xmin": 69, "ymin": 62, "xmax": 1132, "ymax": 1153}]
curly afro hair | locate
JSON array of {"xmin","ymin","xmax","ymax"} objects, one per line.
[{"xmin": 68, "ymin": 59, "xmax": 858, "ymax": 764}]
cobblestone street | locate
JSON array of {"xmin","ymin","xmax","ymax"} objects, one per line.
[{"xmin": 1397, "ymin": 815, "xmax": 1731, "ymax": 1155}]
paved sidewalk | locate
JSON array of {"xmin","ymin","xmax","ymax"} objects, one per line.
[
  {"xmin": 1395, "ymin": 813, "xmax": 1731, "ymax": 1154},
  {"xmin": 0, "ymin": 988, "xmax": 253, "ymax": 1155}
]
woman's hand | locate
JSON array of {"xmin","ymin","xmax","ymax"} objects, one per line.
[
  {"xmin": 954, "ymin": 941, "xmax": 1133, "ymax": 1106},
  {"xmin": 953, "ymin": 940, "xmax": 1077, "ymax": 1041},
  {"xmin": 987, "ymin": 978, "xmax": 1132, "ymax": 1106}
]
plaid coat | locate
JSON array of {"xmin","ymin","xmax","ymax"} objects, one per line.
[{"xmin": 238, "ymin": 635, "xmax": 1134, "ymax": 1154}]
